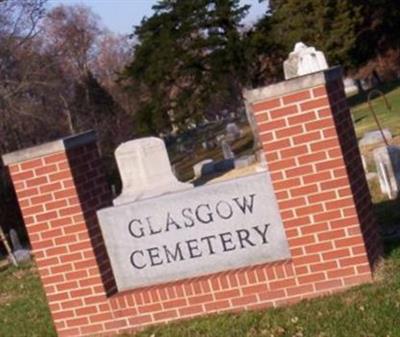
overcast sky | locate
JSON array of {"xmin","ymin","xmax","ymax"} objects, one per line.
[{"xmin": 47, "ymin": 0, "xmax": 268, "ymax": 35}]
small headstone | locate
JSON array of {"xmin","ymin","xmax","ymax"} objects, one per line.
[
  {"xmin": 234, "ymin": 155, "xmax": 256, "ymax": 169},
  {"xmin": 113, "ymin": 137, "xmax": 193, "ymax": 205},
  {"xmin": 193, "ymin": 159, "xmax": 215, "ymax": 178},
  {"xmin": 343, "ymin": 78, "xmax": 359, "ymax": 95},
  {"xmin": 226, "ymin": 122, "xmax": 241, "ymax": 142},
  {"xmin": 221, "ymin": 139, "xmax": 235, "ymax": 160},
  {"xmin": 373, "ymin": 145, "xmax": 400, "ymax": 200},
  {"xmin": 9, "ymin": 229, "xmax": 31, "ymax": 263},
  {"xmin": 283, "ymin": 42, "xmax": 329, "ymax": 80},
  {"xmin": 177, "ymin": 143, "xmax": 186, "ymax": 153},
  {"xmin": 216, "ymin": 134, "xmax": 225, "ymax": 143},
  {"xmin": 371, "ymin": 70, "xmax": 382, "ymax": 86},
  {"xmin": 256, "ymin": 150, "xmax": 268, "ymax": 172},
  {"xmin": 355, "ymin": 79, "xmax": 365, "ymax": 93},
  {"xmin": 111, "ymin": 184, "xmax": 117, "ymax": 198},
  {"xmin": 10, "ymin": 229, "xmax": 22, "ymax": 251},
  {"xmin": 366, "ymin": 172, "xmax": 378, "ymax": 181},
  {"xmin": 360, "ymin": 79, "xmax": 370, "ymax": 91},
  {"xmin": 359, "ymin": 129, "xmax": 392, "ymax": 147},
  {"xmin": 361, "ymin": 155, "xmax": 368, "ymax": 173}
]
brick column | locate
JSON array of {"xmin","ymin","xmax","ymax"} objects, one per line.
[
  {"xmin": 2, "ymin": 132, "xmax": 118, "ymax": 337},
  {"xmin": 244, "ymin": 66, "xmax": 382, "ymax": 279}
]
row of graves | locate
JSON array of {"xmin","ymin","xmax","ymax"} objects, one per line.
[{"xmin": 0, "ymin": 44, "xmax": 384, "ymax": 337}]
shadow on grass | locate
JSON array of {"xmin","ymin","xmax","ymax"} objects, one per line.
[
  {"xmin": 347, "ymin": 79, "xmax": 400, "ymax": 110},
  {"xmin": 374, "ymin": 196, "xmax": 400, "ymax": 257}
]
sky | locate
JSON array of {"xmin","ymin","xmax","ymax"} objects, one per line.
[{"xmin": 47, "ymin": 0, "xmax": 268, "ymax": 35}]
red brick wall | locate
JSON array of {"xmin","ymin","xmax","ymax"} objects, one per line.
[{"xmin": 5, "ymin": 71, "xmax": 381, "ymax": 337}]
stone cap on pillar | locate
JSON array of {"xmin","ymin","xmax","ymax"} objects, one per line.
[
  {"xmin": 243, "ymin": 66, "xmax": 343, "ymax": 104},
  {"xmin": 2, "ymin": 130, "xmax": 97, "ymax": 166}
]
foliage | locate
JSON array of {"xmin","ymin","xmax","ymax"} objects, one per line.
[
  {"xmin": 0, "ymin": 0, "xmax": 65, "ymax": 153},
  {"xmin": 242, "ymin": 14, "xmax": 286, "ymax": 87},
  {"xmin": 0, "ymin": 265, "xmax": 55, "ymax": 337},
  {"xmin": 267, "ymin": 0, "xmax": 363, "ymax": 68},
  {"xmin": 352, "ymin": 0, "xmax": 400, "ymax": 66},
  {"xmin": 123, "ymin": 0, "xmax": 250, "ymax": 135},
  {"xmin": 0, "ymin": 1, "xmax": 135, "ymax": 240}
]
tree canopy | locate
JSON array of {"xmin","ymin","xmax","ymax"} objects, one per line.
[
  {"xmin": 123, "ymin": 0, "xmax": 250, "ymax": 135},
  {"xmin": 267, "ymin": 0, "xmax": 363, "ymax": 68}
]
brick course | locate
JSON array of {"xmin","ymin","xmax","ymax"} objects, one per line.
[{"xmin": 3, "ymin": 67, "xmax": 381, "ymax": 337}]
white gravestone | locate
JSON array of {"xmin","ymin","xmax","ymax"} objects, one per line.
[
  {"xmin": 373, "ymin": 145, "xmax": 400, "ymax": 200},
  {"xmin": 359, "ymin": 129, "xmax": 392, "ymax": 147},
  {"xmin": 343, "ymin": 78, "xmax": 359, "ymax": 95},
  {"xmin": 97, "ymin": 172, "xmax": 290, "ymax": 291},
  {"xmin": 284, "ymin": 42, "xmax": 329, "ymax": 80},
  {"xmin": 234, "ymin": 155, "xmax": 256, "ymax": 169},
  {"xmin": 113, "ymin": 137, "xmax": 193, "ymax": 206},
  {"xmin": 221, "ymin": 139, "xmax": 235, "ymax": 160},
  {"xmin": 226, "ymin": 122, "xmax": 241, "ymax": 142}
]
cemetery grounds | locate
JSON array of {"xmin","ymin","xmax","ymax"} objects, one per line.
[{"xmin": 1, "ymin": 81, "xmax": 400, "ymax": 337}]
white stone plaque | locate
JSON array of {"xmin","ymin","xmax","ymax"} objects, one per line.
[{"xmin": 97, "ymin": 172, "xmax": 290, "ymax": 291}]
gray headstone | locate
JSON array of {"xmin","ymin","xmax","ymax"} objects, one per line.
[
  {"xmin": 9, "ymin": 229, "xmax": 22, "ymax": 251},
  {"xmin": 255, "ymin": 150, "xmax": 268, "ymax": 172},
  {"xmin": 226, "ymin": 123, "xmax": 241, "ymax": 141},
  {"xmin": 234, "ymin": 155, "xmax": 256, "ymax": 169},
  {"xmin": 13, "ymin": 249, "xmax": 31, "ymax": 263},
  {"xmin": 366, "ymin": 172, "xmax": 378, "ymax": 181},
  {"xmin": 9, "ymin": 229, "xmax": 31, "ymax": 263},
  {"xmin": 359, "ymin": 129, "xmax": 392, "ymax": 147},
  {"xmin": 343, "ymin": 78, "xmax": 359, "ymax": 95},
  {"xmin": 361, "ymin": 155, "xmax": 368, "ymax": 173},
  {"xmin": 221, "ymin": 140, "xmax": 234, "ymax": 160},
  {"xmin": 373, "ymin": 145, "xmax": 400, "ymax": 199}
]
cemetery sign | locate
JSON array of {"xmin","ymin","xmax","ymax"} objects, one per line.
[{"xmin": 97, "ymin": 172, "xmax": 290, "ymax": 291}]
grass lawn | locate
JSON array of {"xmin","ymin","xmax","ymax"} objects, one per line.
[
  {"xmin": 349, "ymin": 80, "xmax": 400, "ymax": 139},
  {"xmin": 2, "ymin": 244, "xmax": 400, "ymax": 337},
  {"xmin": 1, "ymin": 81, "xmax": 400, "ymax": 337}
]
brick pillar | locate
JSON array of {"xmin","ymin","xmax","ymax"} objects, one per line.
[
  {"xmin": 2, "ymin": 132, "xmax": 118, "ymax": 337},
  {"xmin": 244, "ymin": 67, "xmax": 382, "ymax": 280}
]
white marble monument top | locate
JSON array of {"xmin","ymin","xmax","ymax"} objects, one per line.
[
  {"xmin": 113, "ymin": 137, "xmax": 192, "ymax": 205},
  {"xmin": 284, "ymin": 42, "xmax": 329, "ymax": 80}
]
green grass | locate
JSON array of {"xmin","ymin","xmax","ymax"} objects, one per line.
[
  {"xmin": 2, "ymin": 81, "xmax": 400, "ymax": 337},
  {"xmin": 0, "ymin": 264, "xmax": 55, "ymax": 337},
  {"xmin": 350, "ymin": 80, "xmax": 400, "ymax": 139},
  {"xmin": 1, "ymin": 245, "xmax": 400, "ymax": 337},
  {"xmin": 131, "ymin": 248, "xmax": 400, "ymax": 337}
]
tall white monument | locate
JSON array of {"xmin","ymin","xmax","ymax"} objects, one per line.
[
  {"xmin": 283, "ymin": 42, "xmax": 329, "ymax": 80},
  {"xmin": 113, "ymin": 137, "xmax": 193, "ymax": 205}
]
